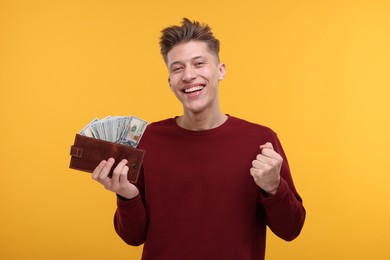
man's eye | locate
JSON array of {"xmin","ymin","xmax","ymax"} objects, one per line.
[
  {"xmin": 194, "ymin": 62, "xmax": 205, "ymax": 67},
  {"xmin": 172, "ymin": 67, "xmax": 183, "ymax": 73}
]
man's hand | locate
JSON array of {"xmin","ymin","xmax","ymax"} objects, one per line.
[
  {"xmin": 250, "ymin": 142, "xmax": 282, "ymax": 196},
  {"xmin": 92, "ymin": 158, "xmax": 139, "ymax": 199}
]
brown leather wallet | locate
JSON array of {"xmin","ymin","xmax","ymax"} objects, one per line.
[{"xmin": 69, "ymin": 134, "xmax": 145, "ymax": 184}]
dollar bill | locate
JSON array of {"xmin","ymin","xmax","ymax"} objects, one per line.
[
  {"xmin": 80, "ymin": 117, "xmax": 98, "ymax": 137},
  {"xmin": 118, "ymin": 116, "xmax": 148, "ymax": 147}
]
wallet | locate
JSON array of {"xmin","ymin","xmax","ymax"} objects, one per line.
[{"xmin": 69, "ymin": 134, "xmax": 145, "ymax": 184}]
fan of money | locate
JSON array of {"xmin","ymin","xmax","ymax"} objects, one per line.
[{"xmin": 80, "ymin": 115, "xmax": 147, "ymax": 147}]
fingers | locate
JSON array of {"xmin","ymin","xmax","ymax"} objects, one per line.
[
  {"xmin": 250, "ymin": 142, "xmax": 283, "ymax": 195},
  {"xmin": 91, "ymin": 160, "xmax": 107, "ymax": 180},
  {"xmin": 92, "ymin": 158, "xmax": 128, "ymax": 185},
  {"xmin": 260, "ymin": 142, "xmax": 273, "ymax": 150},
  {"xmin": 91, "ymin": 158, "xmax": 136, "ymax": 198},
  {"xmin": 251, "ymin": 142, "xmax": 277, "ymax": 169},
  {"xmin": 259, "ymin": 142, "xmax": 283, "ymax": 161},
  {"xmin": 252, "ymin": 158, "xmax": 270, "ymax": 170},
  {"xmin": 251, "ymin": 141, "xmax": 283, "ymax": 174},
  {"xmin": 92, "ymin": 158, "xmax": 115, "ymax": 182},
  {"xmin": 111, "ymin": 159, "xmax": 129, "ymax": 191}
]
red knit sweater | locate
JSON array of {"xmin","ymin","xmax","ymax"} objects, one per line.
[{"xmin": 114, "ymin": 116, "xmax": 305, "ymax": 260}]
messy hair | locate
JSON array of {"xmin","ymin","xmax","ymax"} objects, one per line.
[{"xmin": 159, "ymin": 18, "xmax": 220, "ymax": 64}]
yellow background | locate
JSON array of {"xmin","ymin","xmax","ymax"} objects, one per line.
[{"xmin": 1, "ymin": 0, "xmax": 389, "ymax": 259}]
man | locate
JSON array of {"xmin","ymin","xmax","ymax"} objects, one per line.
[{"xmin": 92, "ymin": 18, "xmax": 305, "ymax": 260}]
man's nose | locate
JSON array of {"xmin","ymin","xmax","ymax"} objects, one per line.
[{"xmin": 182, "ymin": 66, "xmax": 196, "ymax": 81}]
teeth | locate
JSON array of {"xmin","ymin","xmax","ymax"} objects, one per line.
[{"xmin": 184, "ymin": 86, "xmax": 204, "ymax": 93}]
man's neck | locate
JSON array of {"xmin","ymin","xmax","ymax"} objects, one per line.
[{"xmin": 176, "ymin": 111, "xmax": 228, "ymax": 131}]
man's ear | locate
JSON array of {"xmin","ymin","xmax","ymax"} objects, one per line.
[
  {"xmin": 218, "ymin": 63, "xmax": 226, "ymax": 80},
  {"xmin": 168, "ymin": 77, "xmax": 172, "ymax": 90}
]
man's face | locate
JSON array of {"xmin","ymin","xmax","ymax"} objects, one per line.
[{"xmin": 166, "ymin": 41, "xmax": 226, "ymax": 115}]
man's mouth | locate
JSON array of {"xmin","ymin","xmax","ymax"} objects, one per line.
[{"xmin": 182, "ymin": 85, "xmax": 205, "ymax": 94}]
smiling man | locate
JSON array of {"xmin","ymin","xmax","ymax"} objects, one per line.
[
  {"xmin": 92, "ymin": 18, "xmax": 305, "ymax": 260},
  {"xmin": 166, "ymin": 40, "xmax": 226, "ymax": 130}
]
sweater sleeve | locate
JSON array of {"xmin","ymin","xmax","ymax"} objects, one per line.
[
  {"xmin": 114, "ymin": 194, "xmax": 148, "ymax": 246},
  {"xmin": 258, "ymin": 132, "xmax": 306, "ymax": 241},
  {"xmin": 113, "ymin": 169, "xmax": 148, "ymax": 246}
]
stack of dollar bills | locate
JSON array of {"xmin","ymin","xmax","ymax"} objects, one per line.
[{"xmin": 79, "ymin": 116, "xmax": 147, "ymax": 147}]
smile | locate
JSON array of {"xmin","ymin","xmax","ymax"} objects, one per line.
[{"xmin": 182, "ymin": 85, "xmax": 205, "ymax": 94}]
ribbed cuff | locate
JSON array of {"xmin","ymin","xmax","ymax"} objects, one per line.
[
  {"xmin": 259, "ymin": 178, "xmax": 290, "ymax": 205},
  {"xmin": 116, "ymin": 193, "xmax": 142, "ymax": 210}
]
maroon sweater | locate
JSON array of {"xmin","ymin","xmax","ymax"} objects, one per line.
[{"xmin": 114, "ymin": 116, "xmax": 305, "ymax": 260}]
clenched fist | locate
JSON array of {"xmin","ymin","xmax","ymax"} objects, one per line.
[{"xmin": 250, "ymin": 142, "xmax": 282, "ymax": 196}]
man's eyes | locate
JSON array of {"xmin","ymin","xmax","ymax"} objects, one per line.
[{"xmin": 171, "ymin": 61, "xmax": 206, "ymax": 73}]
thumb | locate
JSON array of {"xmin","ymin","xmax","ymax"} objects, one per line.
[{"xmin": 260, "ymin": 142, "xmax": 274, "ymax": 150}]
